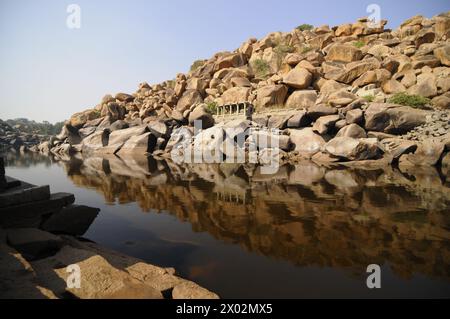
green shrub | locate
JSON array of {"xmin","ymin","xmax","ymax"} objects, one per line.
[
  {"xmin": 274, "ymin": 44, "xmax": 295, "ymax": 55},
  {"xmin": 301, "ymin": 46, "xmax": 312, "ymax": 54},
  {"xmin": 354, "ymin": 41, "xmax": 365, "ymax": 48},
  {"xmin": 297, "ymin": 24, "xmax": 314, "ymax": 31},
  {"xmin": 251, "ymin": 59, "xmax": 270, "ymax": 79},
  {"xmin": 363, "ymin": 95, "xmax": 375, "ymax": 103},
  {"xmin": 205, "ymin": 101, "xmax": 218, "ymax": 114},
  {"xmin": 388, "ymin": 93, "xmax": 431, "ymax": 108},
  {"xmin": 274, "ymin": 43, "xmax": 295, "ymax": 67},
  {"xmin": 190, "ymin": 60, "xmax": 206, "ymax": 72}
]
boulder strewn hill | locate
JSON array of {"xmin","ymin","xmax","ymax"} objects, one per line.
[
  {"xmin": 0, "ymin": 119, "xmax": 63, "ymax": 152},
  {"xmin": 35, "ymin": 12, "xmax": 450, "ymax": 167}
]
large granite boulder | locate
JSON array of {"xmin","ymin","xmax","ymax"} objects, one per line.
[
  {"xmin": 364, "ymin": 103, "xmax": 429, "ymax": 134},
  {"xmin": 81, "ymin": 129, "xmax": 110, "ymax": 154},
  {"xmin": 255, "ymin": 85, "xmax": 288, "ymax": 108},
  {"xmin": 99, "ymin": 126, "xmax": 149, "ymax": 154},
  {"xmin": 289, "ymin": 128, "xmax": 326, "ymax": 155},
  {"xmin": 116, "ymin": 132, "xmax": 157, "ymax": 156},
  {"xmin": 325, "ymin": 137, "xmax": 380, "ymax": 161},
  {"xmin": 188, "ymin": 105, "xmax": 215, "ymax": 129}
]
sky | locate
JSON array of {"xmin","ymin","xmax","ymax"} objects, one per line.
[{"xmin": 0, "ymin": 0, "xmax": 449, "ymax": 123}]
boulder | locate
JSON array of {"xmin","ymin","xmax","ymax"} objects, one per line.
[
  {"xmin": 287, "ymin": 110, "xmax": 311, "ymax": 128},
  {"xmin": 282, "ymin": 68, "xmax": 312, "ymax": 89},
  {"xmin": 115, "ymin": 93, "xmax": 134, "ymax": 103},
  {"xmin": 214, "ymin": 52, "xmax": 246, "ymax": 72},
  {"xmin": 172, "ymin": 282, "xmax": 219, "ymax": 299},
  {"xmin": 255, "ymin": 85, "xmax": 288, "ymax": 108},
  {"xmin": 284, "ymin": 53, "xmax": 305, "ymax": 66},
  {"xmin": 266, "ymin": 113, "xmax": 296, "ymax": 129},
  {"xmin": 415, "ymin": 30, "xmax": 436, "ymax": 48},
  {"xmin": 51, "ymin": 143, "xmax": 73, "ymax": 156},
  {"xmin": 109, "ymin": 120, "xmax": 129, "ymax": 132},
  {"xmin": 176, "ymin": 90, "xmax": 203, "ymax": 112},
  {"xmin": 40, "ymin": 246, "xmax": 164, "ymax": 299},
  {"xmin": 368, "ymin": 45, "xmax": 392, "ymax": 58},
  {"xmin": 56, "ymin": 124, "xmax": 82, "ymax": 145},
  {"xmin": 335, "ymin": 24, "xmax": 353, "ymax": 37},
  {"xmin": 100, "ymin": 126, "xmax": 148, "ymax": 154},
  {"xmin": 364, "ymin": 103, "xmax": 429, "ymax": 134},
  {"xmin": 382, "ymin": 79, "xmax": 406, "ymax": 94},
  {"xmin": 325, "ymin": 137, "xmax": 379, "ymax": 161},
  {"xmin": 307, "ymin": 104, "xmax": 337, "ymax": 120},
  {"xmin": 37, "ymin": 141, "xmax": 51, "ymax": 154},
  {"xmin": 285, "ymin": 90, "xmax": 317, "ymax": 109},
  {"xmin": 78, "ymin": 127, "xmax": 97, "ymax": 139},
  {"xmin": 319, "ymin": 79, "xmax": 348, "ymax": 95},
  {"xmin": 165, "ymin": 127, "xmax": 193, "ymax": 154},
  {"xmin": 326, "ymin": 59, "xmax": 380, "ymax": 84},
  {"xmin": 250, "ymin": 131, "xmax": 292, "ymax": 151},
  {"xmin": 186, "ymin": 77, "xmax": 209, "ymax": 94},
  {"xmin": 327, "ymin": 90, "xmax": 357, "ymax": 107},
  {"xmin": 221, "ymin": 119, "xmax": 251, "ymax": 141},
  {"xmin": 101, "ymin": 94, "xmax": 116, "ymax": 105},
  {"xmin": 434, "ymin": 45, "xmax": 450, "ymax": 66},
  {"xmin": 116, "ymin": 133, "xmax": 157, "ymax": 156},
  {"xmin": 379, "ymin": 138, "xmax": 418, "ymax": 159},
  {"xmin": 70, "ymin": 110, "xmax": 100, "ymax": 128},
  {"xmin": 411, "ymin": 55, "xmax": 441, "ymax": 69},
  {"xmin": 42, "ymin": 205, "xmax": 100, "ymax": 236},
  {"xmin": 146, "ymin": 121, "xmax": 168, "ymax": 138},
  {"xmin": 325, "ymin": 44, "xmax": 363, "ymax": 63},
  {"xmin": 188, "ymin": 105, "xmax": 215, "ymax": 129},
  {"xmin": 221, "ymin": 87, "xmax": 251, "ymax": 104},
  {"xmin": 435, "ymin": 16, "xmax": 450, "ymax": 39},
  {"xmin": 289, "ymin": 128, "xmax": 326, "ymax": 155},
  {"xmin": 6, "ymin": 228, "xmax": 64, "ymax": 261},
  {"xmin": 230, "ymin": 77, "xmax": 252, "ymax": 88},
  {"xmin": 432, "ymin": 95, "xmax": 450, "ymax": 109},
  {"xmin": 336, "ymin": 124, "xmax": 367, "ymax": 138},
  {"xmin": 101, "ymin": 103, "xmax": 126, "ymax": 122},
  {"xmin": 81, "ymin": 129, "xmax": 110, "ymax": 154},
  {"xmin": 312, "ymin": 115, "xmax": 340, "ymax": 135},
  {"xmin": 193, "ymin": 127, "xmax": 225, "ymax": 162},
  {"xmin": 346, "ymin": 108, "xmax": 364, "ymax": 124},
  {"xmin": 407, "ymin": 73, "xmax": 438, "ymax": 98},
  {"xmin": 174, "ymin": 81, "xmax": 186, "ymax": 97},
  {"xmin": 399, "ymin": 140, "xmax": 445, "ymax": 166}
]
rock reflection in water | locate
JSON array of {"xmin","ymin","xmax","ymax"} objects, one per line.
[{"xmin": 51, "ymin": 154, "xmax": 450, "ymax": 282}]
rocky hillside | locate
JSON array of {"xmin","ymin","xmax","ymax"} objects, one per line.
[
  {"xmin": 35, "ymin": 12, "xmax": 450, "ymax": 168},
  {"xmin": 0, "ymin": 119, "xmax": 54, "ymax": 152}
]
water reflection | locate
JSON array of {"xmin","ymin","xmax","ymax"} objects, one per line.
[{"xmin": 11, "ymin": 151, "xmax": 447, "ymax": 283}]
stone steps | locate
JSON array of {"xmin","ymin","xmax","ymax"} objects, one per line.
[
  {"xmin": 0, "ymin": 158, "xmax": 22, "ymax": 191},
  {"xmin": 1, "ymin": 176, "xmax": 22, "ymax": 191},
  {"xmin": 0, "ymin": 192, "xmax": 75, "ymax": 228},
  {"xmin": 0, "ymin": 184, "xmax": 50, "ymax": 208}
]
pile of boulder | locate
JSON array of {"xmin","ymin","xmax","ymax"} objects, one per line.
[
  {"xmin": 0, "ymin": 120, "xmax": 45, "ymax": 153},
  {"xmin": 34, "ymin": 12, "xmax": 450, "ymax": 168}
]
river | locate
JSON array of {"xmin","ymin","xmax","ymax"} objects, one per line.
[{"xmin": 3, "ymin": 152, "xmax": 450, "ymax": 298}]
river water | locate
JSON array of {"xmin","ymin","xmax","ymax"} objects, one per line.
[{"xmin": 3, "ymin": 152, "xmax": 450, "ymax": 298}]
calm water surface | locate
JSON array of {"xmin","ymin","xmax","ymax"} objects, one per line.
[{"xmin": 4, "ymin": 152, "xmax": 450, "ymax": 298}]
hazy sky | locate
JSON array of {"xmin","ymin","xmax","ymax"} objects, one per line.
[{"xmin": 0, "ymin": 0, "xmax": 448, "ymax": 123}]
